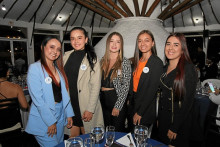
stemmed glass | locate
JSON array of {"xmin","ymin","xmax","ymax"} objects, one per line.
[
  {"xmin": 105, "ymin": 126, "xmax": 115, "ymax": 146},
  {"xmin": 134, "ymin": 125, "xmax": 148, "ymax": 147},
  {"xmin": 84, "ymin": 137, "xmax": 95, "ymax": 147},
  {"xmin": 90, "ymin": 125, "xmax": 105, "ymax": 146},
  {"xmin": 66, "ymin": 137, "xmax": 83, "ymax": 147}
]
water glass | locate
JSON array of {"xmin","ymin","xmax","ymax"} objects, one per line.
[
  {"xmin": 105, "ymin": 126, "xmax": 115, "ymax": 146},
  {"xmin": 134, "ymin": 125, "xmax": 148, "ymax": 147},
  {"xmin": 90, "ymin": 125, "xmax": 105, "ymax": 144},
  {"xmin": 67, "ymin": 137, "xmax": 83, "ymax": 147},
  {"xmin": 84, "ymin": 138, "xmax": 95, "ymax": 147}
]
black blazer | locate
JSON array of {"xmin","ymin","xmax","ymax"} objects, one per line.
[{"xmin": 134, "ymin": 55, "xmax": 163, "ymax": 125}]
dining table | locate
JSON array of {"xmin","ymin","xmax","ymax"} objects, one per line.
[{"xmin": 56, "ymin": 132, "xmax": 167, "ymax": 147}]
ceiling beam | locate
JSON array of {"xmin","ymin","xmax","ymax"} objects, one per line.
[
  {"xmin": 94, "ymin": 0, "xmax": 121, "ymax": 19},
  {"xmin": 81, "ymin": 8, "xmax": 89, "ymax": 26},
  {"xmin": 70, "ymin": 5, "xmax": 82, "ymax": 26},
  {"xmin": 158, "ymin": 0, "xmax": 179, "ymax": 19},
  {"xmin": 133, "ymin": 0, "xmax": 140, "ymax": 16},
  {"xmin": 62, "ymin": 3, "xmax": 77, "ymax": 27},
  {"xmin": 72, "ymin": 0, "xmax": 115, "ymax": 21},
  {"xmin": 3, "ymin": 0, "xmax": 18, "ymax": 19},
  {"xmin": 118, "ymin": 0, "xmax": 134, "ymax": 17},
  {"xmin": 85, "ymin": 0, "xmax": 107, "ymax": 12},
  {"xmin": 160, "ymin": 0, "xmax": 191, "ymax": 20},
  {"xmin": 41, "ymin": 0, "xmax": 57, "ymax": 24},
  {"xmin": 141, "ymin": 0, "xmax": 149, "ymax": 16},
  {"xmin": 29, "ymin": 0, "xmax": 44, "ymax": 22},
  {"xmin": 106, "ymin": 0, "xmax": 128, "ymax": 17},
  {"xmin": 16, "ymin": 0, "xmax": 33, "ymax": 21},
  {"xmin": 198, "ymin": 2, "xmax": 207, "ymax": 26},
  {"xmin": 50, "ymin": 0, "xmax": 68, "ymax": 25},
  {"xmin": 189, "ymin": 8, "xmax": 196, "ymax": 26},
  {"xmin": 208, "ymin": 0, "xmax": 220, "ymax": 24},
  {"xmin": 167, "ymin": 0, "xmax": 203, "ymax": 20},
  {"xmin": 145, "ymin": 0, "xmax": 160, "ymax": 17}
]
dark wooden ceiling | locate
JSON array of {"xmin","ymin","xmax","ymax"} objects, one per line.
[{"xmin": 0, "ymin": 0, "xmax": 219, "ymax": 29}]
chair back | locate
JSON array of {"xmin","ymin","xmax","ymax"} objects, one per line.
[
  {"xmin": 0, "ymin": 98, "xmax": 24, "ymax": 147},
  {"xmin": 0, "ymin": 97, "xmax": 22, "ymax": 131}
]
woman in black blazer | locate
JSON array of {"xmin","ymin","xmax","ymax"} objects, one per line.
[
  {"xmin": 133, "ymin": 30, "xmax": 163, "ymax": 127},
  {"xmin": 158, "ymin": 33, "xmax": 197, "ymax": 147}
]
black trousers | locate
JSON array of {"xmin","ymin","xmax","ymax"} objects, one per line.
[{"xmin": 100, "ymin": 90, "xmax": 127, "ymax": 132}]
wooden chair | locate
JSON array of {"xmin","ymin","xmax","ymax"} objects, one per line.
[{"xmin": 0, "ymin": 98, "xmax": 24, "ymax": 146}]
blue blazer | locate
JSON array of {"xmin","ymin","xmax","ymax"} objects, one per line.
[{"xmin": 25, "ymin": 61, "xmax": 74, "ymax": 136}]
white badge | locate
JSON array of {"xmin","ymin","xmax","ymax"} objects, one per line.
[
  {"xmin": 117, "ymin": 69, "xmax": 121, "ymax": 76},
  {"xmin": 143, "ymin": 67, "xmax": 149, "ymax": 73},
  {"xmin": 80, "ymin": 64, "xmax": 87, "ymax": 70},
  {"xmin": 45, "ymin": 77, "xmax": 52, "ymax": 84}
]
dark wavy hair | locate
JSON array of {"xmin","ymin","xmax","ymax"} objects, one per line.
[
  {"xmin": 133, "ymin": 30, "xmax": 157, "ymax": 70},
  {"xmin": 40, "ymin": 36, "xmax": 69, "ymax": 89},
  {"xmin": 165, "ymin": 33, "xmax": 192, "ymax": 101},
  {"xmin": 70, "ymin": 27, "xmax": 97, "ymax": 71}
]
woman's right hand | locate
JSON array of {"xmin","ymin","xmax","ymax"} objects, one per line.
[{"xmin": 47, "ymin": 123, "xmax": 57, "ymax": 137}]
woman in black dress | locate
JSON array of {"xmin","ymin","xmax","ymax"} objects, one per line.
[
  {"xmin": 158, "ymin": 33, "xmax": 197, "ymax": 147},
  {"xmin": 100, "ymin": 32, "xmax": 131, "ymax": 132}
]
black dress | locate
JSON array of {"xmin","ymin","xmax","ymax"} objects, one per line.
[
  {"xmin": 64, "ymin": 50, "xmax": 85, "ymax": 127},
  {"xmin": 100, "ymin": 69, "xmax": 127, "ymax": 132},
  {"xmin": 158, "ymin": 62, "xmax": 197, "ymax": 147}
]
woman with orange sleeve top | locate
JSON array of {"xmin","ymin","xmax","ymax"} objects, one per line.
[{"xmin": 133, "ymin": 30, "xmax": 163, "ymax": 128}]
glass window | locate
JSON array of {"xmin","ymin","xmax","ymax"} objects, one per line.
[
  {"xmin": 0, "ymin": 40, "xmax": 11, "ymax": 65},
  {"xmin": 13, "ymin": 41, "xmax": 28, "ymax": 74}
]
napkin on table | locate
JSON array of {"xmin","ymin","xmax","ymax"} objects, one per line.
[{"xmin": 116, "ymin": 133, "xmax": 136, "ymax": 147}]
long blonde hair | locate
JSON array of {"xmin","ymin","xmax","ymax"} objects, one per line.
[{"xmin": 101, "ymin": 32, "xmax": 123, "ymax": 82}]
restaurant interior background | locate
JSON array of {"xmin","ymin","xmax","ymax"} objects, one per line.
[{"xmin": 0, "ymin": 0, "xmax": 220, "ymax": 72}]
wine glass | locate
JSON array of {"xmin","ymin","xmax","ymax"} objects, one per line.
[
  {"xmin": 134, "ymin": 125, "xmax": 148, "ymax": 147},
  {"xmin": 90, "ymin": 125, "xmax": 105, "ymax": 146},
  {"xmin": 105, "ymin": 126, "xmax": 115, "ymax": 146},
  {"xmin": 84, "ymin": 137, "xmax": 95, "ymax": 147},
  {"xmin": 67, "ymin": 137, "xmax": 83, "ymax": 147}
]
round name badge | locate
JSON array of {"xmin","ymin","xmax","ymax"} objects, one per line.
[
  {"xmin": 80, "ymin": 64, "xmax": 87, "ymax": 70},
  {"xmin": 143, "ymin": 67, "xmax": 149, "ymax": 73},
  {"xmin": 117, "ymin": 69, "xmax": 121, "ymax": 76},
  {"xmin": 45, "ymin": 77, "xmax": 52, "ymax": 84}
]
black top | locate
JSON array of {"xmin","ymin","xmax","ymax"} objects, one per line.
[
  {"xmin": 101, "ymin": 69, "xmax": 114, "ymax": 88},
  {"xmin": 64, "ymin": 50, "xmax": 85, "ymax": 126},
  {"xmin": 52, "ymin": 80, "xmax": 62, "ymax": 103}
]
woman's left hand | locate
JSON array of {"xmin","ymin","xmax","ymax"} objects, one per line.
[
  {"xmin": 167, "ymin": 129, "xmax": 177, "ymax": 140},
  {"xmin": 112, "ymin": 108, "xmax": 119, "ymax": 116},
  {"xmin": 133, "ymin": 113, "xmax": 142, "ymax": 125},
  {"xmin": 82, "ymin": 110, "xmax": 93, "ymax": 122},
  {"xmin": 66, "ymin": 117, "xmax": 73, "ymax": 128}
]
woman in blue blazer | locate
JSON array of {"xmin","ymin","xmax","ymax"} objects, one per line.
[{"xmin": 25, "ymin": 36, "xmax": 74, "ymax": 147}]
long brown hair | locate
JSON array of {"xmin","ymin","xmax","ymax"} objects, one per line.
[
  {"xmin": 101, "ymin": 32, "xmax": 123, "ymax": 82},
  {"xmin": 40, "ymin": 36, "xmax": 69, "ymax": 90},
  {"xmin": 133, "ymin": 30, "xmax": 157, "ymax": 70},
  {"xmin": 165, "ymin": 33, "xmax": 192, "ymax": 101}
]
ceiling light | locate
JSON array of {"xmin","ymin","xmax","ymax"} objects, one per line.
[
  {"xmin": 58, "ymin": 16, "xmax": 62, "ymax": 21},
  {"xmin": 194, "ymin": 18, "xmax": 199, "ymax": 23},
  {"xmin": 2, "ymin": 5, "xmax": 6, "ymax": 11}
]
